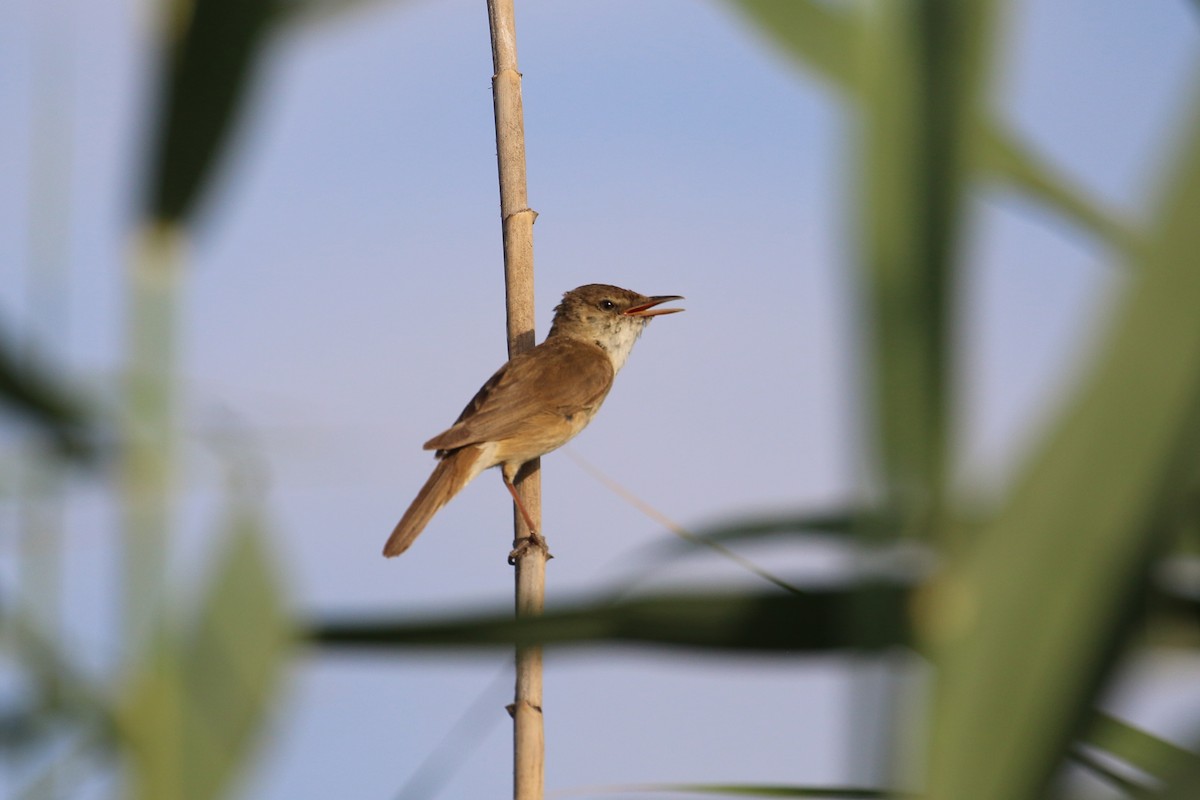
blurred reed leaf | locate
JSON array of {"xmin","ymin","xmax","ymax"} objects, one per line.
[
  {"xmin": 2, "ymin": 612, "xmax": 115, "ymax": 736},
  {"xmin": 720, "ymin": 6, "xmax": 1195, "ymax": 799},
  {"xmin": 119, "ymin": 511, "xmax": 288, "ymax": 800},
  {"xmin": 1082, "ymin": 711, "xmax": 1200, "ymax": 786},
  {"xmin": 725, "ymin": 0, "xmax": 1133, "ymax": 256},
  {"xmin": 624, "ymin": 508, "xmax": 895, "ymax": 580},
  {"xmin": 857, "ymin": 0, "xmax": 995, "ymax": 538},
  {"xmin": 976, "ymin": 123, "xmax": 1138, "ymax": 251},
  {"xmin": 654, "ymin": 509, "xmax": 895, "ymax": 546},
  {"xmin": 624, "ymin": 508, "xmax": 920, "ymax": 589},
  {"xmin": 572, "ymin": 785, "xmax": 892, "ymax": 798},
  {"xmin": 143, "ymin": 0, "xmax": 418, "ymax": 224},
  {"xmin": 178, "ymin": 511, "xmax": 289, "ymax": 800},
  {"xmin": 279, "ymin": 0, "xmax": 407, "ymax": 22},
  {"xmin": 922, "ymin": 85, "xmax": 1200, "ymax": 800},
  {"xmin": 310, "ymin": 586, "xmax": 910, "ymax": 653},
  {"xmin": 146, "ymin": 0, "xmax": 278, "ymax": 223},
  {"xmin": 0, "ymin": 328, "xmax": 96, "ymax": 460},
  {"xmin": 1156, "ymin": 738, "xmax": 1200, "ymax": 800},
  {"xmin": 119, "ymin": 628, "xmax": 187, "ymax": 800},
  {"xmin": 1068, "ymin": 746, "xmax": 1149, "ymax": 795},
  {"xmin": 725, "ymin": 0, "xmax": 860, "ymax": 93}
]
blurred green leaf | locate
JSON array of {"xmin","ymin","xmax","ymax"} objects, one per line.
[
  {"xmin": 655, "ymin": 509, "xmax": 896, "ymax": 548},
  {"xmin": 146, "ymin": 0, "xmax": 279, "ymax": 223},
  {"xmin": 724, "ymin": 0, "xmax": 1132, "ymax": 257},
  {"xmin": 9, "ymin": 728, "xmax": 106, "ymax": 800},
  {"xmin": 610, "ymin": 509, "xmax": 895, "ymax": 599},
  {"xmin": 179, "ymin": 511, "xmax": 289, "ymax": 800},
  {"xmin": 1154, "ymin": 733, "xmax": 1200, "ymax": 800},
  {"xmin": 724, "ymin": 0, "xmax": 860, "ymax": 93},
  {"xmin": 0, "ymin": 327, "xmax": 96, "ymax": 460},
  {"xmin": 310, "ymin": 586, "xmax": 910, "ymax": 653},
  {"xmin": 120, "ymin": 629, "xmax": 188, "ymax": 800},
  {"xmin": 279, "ymin": 0, "xmax": 405, "ymax": 23},
  {"xmin": 857, "ymin": 0, "xmax": 997, "ymax": 537},
  {"xmin": 573, "ymin": 784, "xmax": 893, "ymax": 798},
  {"xmin": 976, "ymin": 123, "xmax": 1138, "ymax": 252},
  {"xmin": 3, "ymin": 611, "xmax": 115, "ymax": 732},
  {"xmin": 120, "ymin": 511, "xmax": 289, "ymax": 800},
  {"xmin": 1, "ymin": 613, "xmax": 116, "ymax": 799},
  {"xmin": 621, "ymin": 508, "xmax": 917, "ymax": 598},
  {"xmin": 1068, "ymin": 745, "xmax": 1150, "ymax": 795},
  {"xmin": 923, "ymin": 87, "xmax": 1200, "ymax": 800},
  {"xmin": 1083, "ymin": 712, "xmax": 1200, "ymax": 785}
]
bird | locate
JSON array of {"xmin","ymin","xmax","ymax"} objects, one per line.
[{"xmin": 383, "ymin": 284, "xmax": 683, "ymax": 558}]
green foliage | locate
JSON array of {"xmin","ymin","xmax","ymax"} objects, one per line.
[
  {"xmin": 0, "ymin": 331, "xmax": 97, "ymax": 460},
  {"xmin": 145, "ymin": 0, "xmax": 279, "ymax": 223},
  {"xmin": 1083, "ymin": 712, "xmax": 1200, "ymax": 787},
  {"xmin": 312, "ymin": 586, "xmax": 910, "ymax": 653},
  {"xmin": 726, "ymin": 0, "xmax": 1133, "ymax": 254},
  {"xmin": 119, "ymin": 514, "xmax": 289, "ymax": 800},
  {"xmin": 725, "ymin": 0, "xmax": 861, "ymax": 93},
  {"xmin": 571, "ymin": 785, "xmax": 892, "ymax": 798},
  {"xmin": 923, "ymin": 89, "xmax": 1200, "ymax": 800},
  {"xmin": 856, "ymin": 0, "xmax": 984, "ymax": 531},
  {"xmin": 8, "ymin": 0, "xmax": 296, "ymax": 796}
]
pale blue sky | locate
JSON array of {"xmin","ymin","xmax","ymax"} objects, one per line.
[{"xmin": 2, "ymin": 1, "xmax": 1199, "ymax": 798}]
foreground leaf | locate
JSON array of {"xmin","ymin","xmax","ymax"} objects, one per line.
[
  {"xmin": 976, "ymin": 124, "xmax": 1137, "ymax": 252},
  {"xmin": 563, "ymin": 783, "xmax": 893, "ymax": 798},
  {"xmin": 120, "ymin": 513, "xmax": 289, "ymax": 800},
  {"xmin": 724, "ymin": 0, "xmax": 860, "ymax": 93},
  {"xmin": 725, "ymin": 0, "xmax": 1131, "ymax": 255},
  {"xmin": 146, "ymin": 0, "xmax": 278, "ymax": 223},
  {"xmin": 856, "ymin": 0, "xmax": 998, "ymax": 538},
  {"xmin": 0, "ymin": 328, "xmax": 96, "ymax": 459},
  {"xmin": 1082, "ymin": 712, "xmax": 1200, "ymax": 785},
  {"xmin": 179, "ymin": 512, "xmax": 289, "ymax": 800},
  {"xmin": 652, "ymin": 509, "xmax": 896, "ymax": 548},
  {"xmin": 310, "ymin": 587, "xmax": 910, "ymax": 653},
  {"xmin": 923, "ymin": 87, "xmax": 1200, "ymax": 800}
]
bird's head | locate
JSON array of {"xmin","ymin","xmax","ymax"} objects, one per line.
[{"xmin": 548, "ymin": 284, "xmax": 683, "ymax": 372}]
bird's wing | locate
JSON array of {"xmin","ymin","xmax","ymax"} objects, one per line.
[{"xmin": 424, "ymin": 338, "xmax": 614, "ymax": 452}]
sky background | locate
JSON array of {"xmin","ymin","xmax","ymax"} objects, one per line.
[{"xmin": 2, "ymin": 0, "xmax": 1200, "ymax": 798}]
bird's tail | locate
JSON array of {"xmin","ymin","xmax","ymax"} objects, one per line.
[{"xmin": 383, "ymin": 447, "xmax": 482, "ymax": 557}]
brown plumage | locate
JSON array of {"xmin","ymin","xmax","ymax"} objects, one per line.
[{"xmin": 383, "ymin": 284, "xmax": 683, "ymax": 558}]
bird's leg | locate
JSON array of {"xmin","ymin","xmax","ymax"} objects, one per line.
[{"xmin": 503, "ymin": 472, "xmax": 550, "ymax": 564}]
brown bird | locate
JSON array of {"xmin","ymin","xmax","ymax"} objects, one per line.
[{"xmin": 383, "ymin": 284, "xmax": 683, "ymax": 558}]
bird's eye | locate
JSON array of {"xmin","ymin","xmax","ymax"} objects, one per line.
[{"xmin": 599, "ymin": 299, "xmax": 616, "ymax": 311}]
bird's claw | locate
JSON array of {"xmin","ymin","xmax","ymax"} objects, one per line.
[{"xmin": 508, "ymin": 531, "xmax": 552, "ymax": 565}]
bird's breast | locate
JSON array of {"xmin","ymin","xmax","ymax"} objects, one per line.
[{"xmin": 493, "ymin": 407, "xmax": 599, "ymax": 468}]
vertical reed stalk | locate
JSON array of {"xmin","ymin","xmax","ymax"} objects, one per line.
[
  {"xmin": 485, "ymin": 2, "xmax": 544, "ymax": 799},
  {"xmin": 121, "ymin": 222, "xmax": 183, "ymax": 654}
]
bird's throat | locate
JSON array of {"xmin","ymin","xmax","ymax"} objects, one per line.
[{"xmin": 587, "ymin": 319, "xmax": 645, "ymax": 374}]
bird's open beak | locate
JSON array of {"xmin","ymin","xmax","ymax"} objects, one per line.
[{"xmin": 625, "ymin": 295, "xmax": 685, "ymax": 317}]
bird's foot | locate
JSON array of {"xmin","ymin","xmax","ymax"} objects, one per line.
[{"xmin": 508, "ymin": 531, "xmax": 552, "ymax": 565}]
